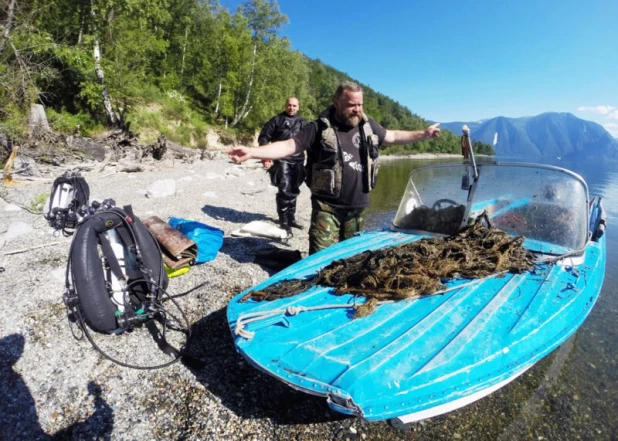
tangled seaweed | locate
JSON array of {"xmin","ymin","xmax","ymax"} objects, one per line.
[{"xmin": 242, "ymin": 214, "xmax": 536, "ymax": 317}]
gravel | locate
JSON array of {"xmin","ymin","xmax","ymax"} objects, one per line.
[
  {"xmin": 0, "ymin": 155, "xmax": 402, "ymax": 441},
  {"xmin": 2, "ymin": 154, "xmax": 606, "ymax": 440}
]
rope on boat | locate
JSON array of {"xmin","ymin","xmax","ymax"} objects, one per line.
[
  {"xmin": 234, "ymin": 275, "xmax": 499, "ymax": 340},
  {"xmin": 234, "ymin": 241, "xmax": 589, "ymax": 341},
  {"xmin": 234, "ymin": 304, "xmax": 348, "ymax": 339}
]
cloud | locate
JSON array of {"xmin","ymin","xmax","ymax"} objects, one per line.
[
  {"xmin": 577, "ymin": 105, "xmax": 618, "ymax": 135},
  {"xmin": 577, "ymin": 105, "xmax": 617, "ymax": 116},
  {"xmin": 604, "ymin": 122, "xmax": 618, "ymax": 138}
]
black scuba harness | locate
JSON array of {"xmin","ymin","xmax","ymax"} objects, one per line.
[{"xmin": 57, "ymin": 192, "xmax": 199, "ymax": 369}]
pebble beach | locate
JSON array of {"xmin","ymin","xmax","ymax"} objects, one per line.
[{"xmin": 0, "ymin": 153, "xmax": 591, "ymax": 441}]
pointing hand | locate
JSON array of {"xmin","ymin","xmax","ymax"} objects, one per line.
[
  {"xmin": 226, "ymin": 147, "xmax": 251, "ymax": 164},
  {"xmin": 425, "ymin": 123, "xmax": 441, "ymax": 139}
]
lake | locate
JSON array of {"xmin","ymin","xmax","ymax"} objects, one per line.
[{"xmin": 364, "ymin": 156, "xmax": 618, "ymax": 439}]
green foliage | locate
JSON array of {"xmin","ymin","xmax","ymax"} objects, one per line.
[
  {"xmin": 0, "ymin": 0, "xmax": 470, "ymax": 156},
  {"xmin": 0, "ymin": 107, "xmax": 28, "ymax": 141},
  {"xmin": 46, "ymin": 109, "xmax": 103, "ymax": 136},
  {"xmin": 473, "ymin": 140, "xmax": 496, "ymax": 155},
  {"xmin": 128, "ymin": 91, "xmax": 209, "ymax": 146}
]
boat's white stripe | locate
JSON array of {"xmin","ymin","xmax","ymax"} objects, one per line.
[{"xmin": 395, "ymin": 365, "xmax": 533, "ymax": 424}]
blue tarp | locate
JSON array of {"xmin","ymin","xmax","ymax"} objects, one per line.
[{"xmin": 168, "ymin": 217, "xmax": 224, "ymax": 264}]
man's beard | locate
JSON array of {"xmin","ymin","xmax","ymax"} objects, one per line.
[{"xmin": 336, "ymin": 110, "xmax": 361, "ymax": 127}]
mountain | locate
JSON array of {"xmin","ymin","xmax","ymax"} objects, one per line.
[{"xmin": 440, "ymin": 113, "xmax": 618, "ymax": 159}]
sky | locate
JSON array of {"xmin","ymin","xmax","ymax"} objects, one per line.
[{"xmin": 219, "ymin": 0, "xmax": 618, "ymax": 137}]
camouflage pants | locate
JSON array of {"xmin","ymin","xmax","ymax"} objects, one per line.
[{"xmin": 308, "ymin": 199, "xmax": 366, "ymax": 255}]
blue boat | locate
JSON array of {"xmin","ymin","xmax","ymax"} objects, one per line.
[{"xmin": 226, "ymin": 158, "xmax": 606, "ymax": 424}]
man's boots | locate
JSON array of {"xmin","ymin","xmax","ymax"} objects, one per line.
[
  {"xmin": 276, "ymin": 197, "xmax": 292, "ymax": 235},
  {"xmin": 288, "ymin": 199, "xmax": 303, "ymax": 230}
]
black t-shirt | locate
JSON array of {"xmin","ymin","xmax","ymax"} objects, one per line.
[{"xmin": 294, "ymin": 118, "xmax": 386, "ymax": 208}]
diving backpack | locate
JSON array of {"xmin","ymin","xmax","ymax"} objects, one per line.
[{"xmin": 63, "ymin": 203, "xmax": 191, "ymax": 369}]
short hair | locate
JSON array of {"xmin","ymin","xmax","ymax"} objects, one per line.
[
  {"xmin": 334, "ymin": 81, "xmax": 363, "ymax": 101},
  {"xmin": 286, "ymin": 96, "xmax": 299, "ymax": 104}
]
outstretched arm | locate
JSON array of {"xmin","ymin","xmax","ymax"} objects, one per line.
[
  {"xmin": 383, "ymin": 123, "xmax": 440, "ymax": 146},
  {"xmin": 227, "ymin": 138, "xmax": 301, "ymax": 164}
]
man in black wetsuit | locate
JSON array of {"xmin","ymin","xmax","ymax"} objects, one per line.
[
  {"xmin": 228, "ymin": 82, "xmax": 440, "ymax": 254},
  {"xmin": 258, "ymin": 97, "xmax": 307, "ymax": 235}
]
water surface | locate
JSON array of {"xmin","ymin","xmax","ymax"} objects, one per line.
[{"xmin": 364, "ymin": 156, "xmax": 618, "ymax": 439}]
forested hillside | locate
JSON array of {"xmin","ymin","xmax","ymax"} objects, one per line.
[{"xmin": 0, "ymin": 0, "xmax": 493, "ymax": 156}]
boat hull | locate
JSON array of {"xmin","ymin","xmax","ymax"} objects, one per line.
[{"xmin": 227, "ymin": 231, "xmax": 605, "ymax": 421}]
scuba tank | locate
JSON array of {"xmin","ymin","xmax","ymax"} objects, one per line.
[
  {"xmin": 44, "ymin": 171, "xmax": 91, "ymax": 235},
  {"xmin": 105, "ymin": 228, "xmax": 133, "ymax": 314}
]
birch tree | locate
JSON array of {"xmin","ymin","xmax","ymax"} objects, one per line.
[
  {"xmin": 89, "ymin": 0, "xmax": 117, "ymax": 126},
  {"xmin": 0, "ymin": 0, "xmax": 17, "ymax": 57},
  {"xmin": 230, "ymin": 0, "xmax": 287, "ymax": 126}
]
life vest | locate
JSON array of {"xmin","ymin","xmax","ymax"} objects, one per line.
[
  {"xmin": 44, "ymin": 172, "xmax": 91, "ymax": 234},
  {"xmin": 64, "ymin": 205, "xmax": 168, "ymax": 334},
  {"xmin": 306, "ymin": 109, "xmax": 380, "ymax": 199}
]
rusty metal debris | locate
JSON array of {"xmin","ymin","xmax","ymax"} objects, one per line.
[{"xmin": 143, "ymin": 216, "xmax": 198, "ymax": 270}]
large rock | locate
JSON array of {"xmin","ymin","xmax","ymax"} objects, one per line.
[
  {"xmin": 28, "ymin": 104, "xmax": 51, "ymax": 136},
  {"xmin": 66, "ymin": 136, "xmax": 107, "ymax": 162},
  {"xmin": 4, "ymin": 221, "xmax": 35, "ymax": 241},
  {"xmin": 205, "ymin": 129, "xmax": 258, "ymax": 150}
]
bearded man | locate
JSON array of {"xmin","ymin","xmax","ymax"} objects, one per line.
[{"xmin": 227, "ymin": 81, "xmax": 440, "ymax": 254}]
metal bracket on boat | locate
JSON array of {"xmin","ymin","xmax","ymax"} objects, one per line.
[
  {"xmin": 234, "ymin": 310, "xmax": 294, "ymax": 340},
  {"xmin": 462, "ymin": 125, "xmax": 479, "ymax": 180},
  {"xmin": 327, "ymin": 393, "xmax": 363, "ymax": 417},
  {"xmin": 459, "ymin": 125, "xmax": 482, "ymax": 229}
]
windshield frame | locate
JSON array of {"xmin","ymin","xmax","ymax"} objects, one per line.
[{"xmin": 391, "ymin": 161, "xmax": 591, "ymax": 254}]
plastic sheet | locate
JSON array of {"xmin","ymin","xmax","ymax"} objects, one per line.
[{"xmin": 168, "ymin": 217, "xmax": 224, "ymax": 264}]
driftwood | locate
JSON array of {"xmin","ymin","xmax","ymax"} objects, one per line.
[
  {"xmin": 119, "ymin": 165, "xmax": 151, "ymax": 173},
  {"xmin": 106, "ymin": 128, "xmax": 139, "ymax": 147},
  {"xmin": 164, "ymin": 139, "xmax": 201, "ymax": 163},
  {"xmin": 143, "ymin": 135, "xmax": 167, "ymax": 160},
  {"xmin": 240, "ymin": 187, "xmax": 266, "ymax": 195},
  {"xmin": 21, "ymin": 131, "xmax": 106, "ymax": 165},
  {"xmin": 2, "ymin": 145, "xmax": 19, "ymax": 186},
  {"xmin": 2, "ymin": 241, "xmax": 66, "ymax": 256},
  {"xmin": 8, "ymin": 123, "xmax": 221, "ymax": 180},
  {"xmin": 94, "ymin": 151, "xmax": 113, "ymax": 173}
]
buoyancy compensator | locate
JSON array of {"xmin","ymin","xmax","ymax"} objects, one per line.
[
  {"xmin": 44, "ymin": 171, "xmax": 91, "ymax": 235},
  {"xmin": 63, "ymin": 202, "xmax": 193, "ymax": 369}
]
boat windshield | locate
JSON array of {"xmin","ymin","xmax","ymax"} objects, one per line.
[{"xmin": 392, "ymin": 163, "xmax": 589, "ymax": 253}]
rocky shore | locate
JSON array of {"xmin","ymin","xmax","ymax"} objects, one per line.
[
  {"xmin": 0, "ymin": 152, "xmax": 587, "ymax": 441},
  {"xmin": 1, "ymin": 153, "xmax": 409, "ymax": 441}
]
